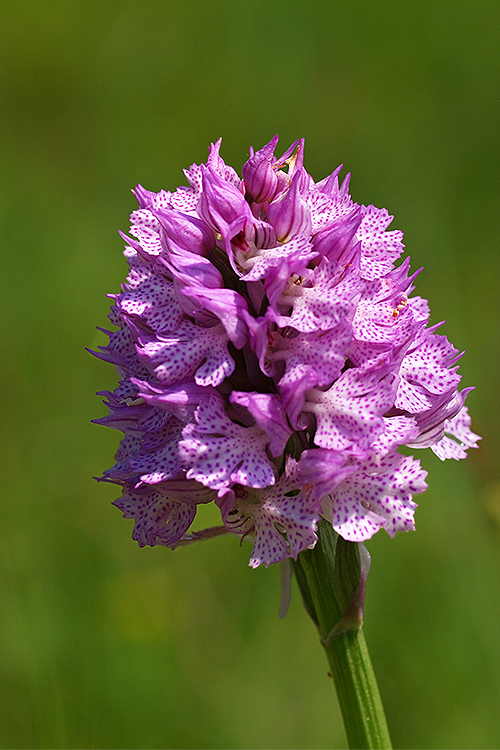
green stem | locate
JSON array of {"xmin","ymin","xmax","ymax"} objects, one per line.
[{"xmin": 293, "ymin": 520, "xmax": 392, "ymax": 750}]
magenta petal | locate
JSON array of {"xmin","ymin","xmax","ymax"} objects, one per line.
[
  {"xmin": 299, "ymin": 448, "xmax": 360, "ymax": 500},
  {"xmin": 240, "ymin": 236, "xmax": 318, "ymax": 310},
  {"xmin": 181, "ymin": 286, "xmax": 249, "ymax": 349},
  {"xmin": 229, "ymin": 391, "xmax": 292, "ymax": 457},
  {"xmin": 128, "ymin": 417, "xmax": 184, "ymax": 484},
  {"xmin": 272, "ymin": 257, "xmax": 364, "ymax": 333},
  {"xmin": 396, "ymin": 329, "xmax": 462, "ymax": 412},
  {"xmin": 311, "ymin": 207, "xmax": 363, "ymax": 262},
  {"xmin": 356, "ymin": 205, "xmax": 405, "ymax": 281},
  {"xmin": 133, "ymin": 380, "xmax": 216, "ymax": 422},
  {"xmin": 117, "ymin": 265, "xmax": 184, "ymax": 334}
]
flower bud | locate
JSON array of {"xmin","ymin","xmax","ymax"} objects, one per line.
[
  {"xmin": 312, "ymin": 207, "xmax": 362, "ymax": 262},
  {"xmin": 266, "ymin": 170, "xmax": 312, "ymax": 242},
  {"xmin": 154, "ymin": 207, "xmax": 215, "ymax": 256},
  {"xmin": 199, "ymin": 166, "xmax": 251, "ymax": 235},
  {"xmin": 242, "ymin": 135, "xmax": 279, "ymax": 203},
  {"xmin": 132, "ymin": 184, "xmax": 155, "ymax": 209}
]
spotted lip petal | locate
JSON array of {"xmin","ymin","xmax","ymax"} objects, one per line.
[
  {"xmin": 135, "ymin": 320, "xmax": 236, "ymax": 387},
  {"xmin": 326, "ymin": 452, "xmax": 428, "ymax": 542},
  {"xmin": 93, "ymin": 135, "xmax": 478, "ymax": 566},
  {"xmin": 113, "ymin": 483, "xmax": 208, "ymax": 548},
  {"xmin": 270, "ymin": 256, "xmax": 364, "ymax": 332},
  {"xmin": 178, "ymin": 392, "xmax": 277, "ymax": 491},
  {"xmin": 220, "ymin": 458, "xmax": 319, "ymax": 568},
  {"xmin": 274, "ymin": 322, "xmax": 354, "ymax": 429},
  {"xmin": 430, "ymin": 405, "xmax": 481, "ymax": 460},
  {"xmin": 305, "ymin": 366, "xmax": 398, "ymax": 453}
]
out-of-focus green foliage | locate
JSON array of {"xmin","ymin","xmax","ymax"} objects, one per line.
[{"xmin": 1, "ymin": 1, "xmax": 499, "ymax": 747}]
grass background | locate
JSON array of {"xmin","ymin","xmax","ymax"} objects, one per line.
[{"xmin": 1, "ymin": 0, "xmax": 500, "ymax": 747}]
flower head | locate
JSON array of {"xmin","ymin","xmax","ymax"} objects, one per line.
[{"xmin": 92, "ymin": 136, "xmax": 479, "ymax": 567}]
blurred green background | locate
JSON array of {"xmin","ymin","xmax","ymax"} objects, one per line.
[{"xmin": 1, "ymin": 0, "xmax": 500, "ymax": 747}]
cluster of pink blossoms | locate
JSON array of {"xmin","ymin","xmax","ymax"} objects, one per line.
[{"xmin": 93, "ymin": 136, "xmax": 479, "ymax": 567}]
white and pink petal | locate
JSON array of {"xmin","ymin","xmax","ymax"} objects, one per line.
[{"xmin": 328, "ymin": 453, "xmax": 427, "ymax": 542}]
